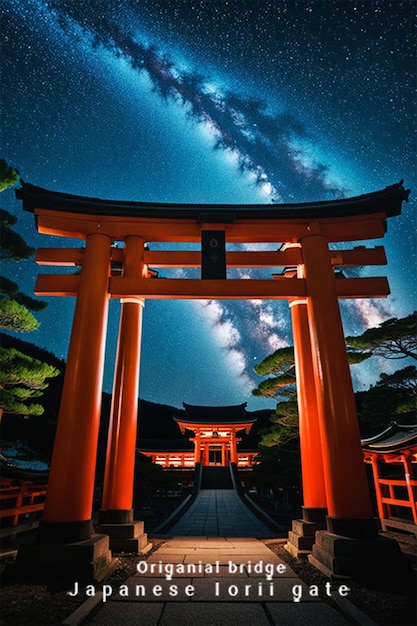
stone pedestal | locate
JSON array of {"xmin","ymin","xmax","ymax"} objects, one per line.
[
  {"xmin": 10, "ymin": 534, "xmax": 113, "ymax": 582},
  {"xmin": 96, "ymin": 520, "xmax": 152, "ymax": 553},
  {"xmin": 285, "ymin": 507, "xmax": 327, "ymax": 560},
  {"xmin": 97, "ymin": 509, "xmax": 152, "ymax": 553},
  {"xmin": 308, "ymin": 517, "xmax": 407, "ymax": 578}
]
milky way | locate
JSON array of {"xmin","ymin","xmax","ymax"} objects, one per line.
[{"xmin": 1, "ymin": 0, "xmax": 416, "ymax": 409}]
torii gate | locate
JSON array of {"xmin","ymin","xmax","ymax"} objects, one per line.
[{"xmin": 15, "ymin": 181, "xmax": 409, "ymax": 578}]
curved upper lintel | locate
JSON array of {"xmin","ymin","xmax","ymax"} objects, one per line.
[
  {"xmin": 16, "ymin": 180, "xmax": 410, "ymax": 221},
  {"xmin": 15, "ymin": 181, "xmax": 410, "ymax": 243}
]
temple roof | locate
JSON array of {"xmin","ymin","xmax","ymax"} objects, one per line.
[
  {"xmin": 16, "ymin": 181, "xmax": 409, "ymax": 221},
  {"xmin": 175, "ymin": 402, "xmax": 256, "ymax": 426},
  {"xmin": 0, "ymin": 451, "xmax": 49, "ymax": 482},
  {"xmin": 361, "ymin": 422, "xmax": 417, "ymax": 454}
]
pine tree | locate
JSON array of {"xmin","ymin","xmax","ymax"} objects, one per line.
[
  {"xmin": 0, "ymin": 159, "xmax": 19, "ymax": 193},
  {"xmin": 0, "ymin": 346, "xmax": 60, "ymax": 417},
  {"xmin": 346, "ymin": 312, "xmax": 417, "ymax": 361},
  {"xmin": 252, "ymin": 313, "xmax": 416, "ymax": 445},
  {"xmin": 0, "ymin": 160, "xmax": 60, "ymax": 419},
  {"xmin": 0, "ymin": 298, "xmax": 39, "ymax": 333},
  {"xmin": 0, "ymin": 209, "xmax": 35, "ymax": 261}
]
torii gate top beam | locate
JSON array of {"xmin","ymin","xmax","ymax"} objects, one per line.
[{"xmin": 16, "ymin": 181, "xmax": 409, "ymax": 243}]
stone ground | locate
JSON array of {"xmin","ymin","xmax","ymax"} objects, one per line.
[{"xmin": 0, "ymin": 531, "xmax": 415, "ymax": 625}]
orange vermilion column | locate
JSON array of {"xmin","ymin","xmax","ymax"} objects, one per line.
[
  {"xmin": 290, "ymin": 298, "xmax": 327, "ymax": 511},
  {"xmin": 301, "ymin": 233, "xmax": 374, "ymax": 524},
  {"xmin": 370, "ymin": 454, "xmax": 386, "ymax": 521},
  {"xmin": 100, "ymin": 236, "xmax": 145, "ymax": 524},
  {"xmin": 194, "ymin": 431, "xmax": 202, "ymax": 463},
  {"xmin": 229, "ymin": 430, "xmax": 237, "ymax": 464},
  {"xmin": 403, "ymin": 455, "xmax": 417, "ymax": 524},
  {"xmin": 40, "ymin": 233, "xmax": 111, "ymax": 542}
]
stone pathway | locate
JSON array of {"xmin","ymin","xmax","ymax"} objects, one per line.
[
  {"xmin": 63, "ymin": 492, "xmax": 362, "ymax": 625},
  {"xmin": 78, "ymin": 537, "xmax": 352, "ymax": 625},
  {"xmin": 166, "ymin": 489, "xmax": 276, "ymax": 537}
]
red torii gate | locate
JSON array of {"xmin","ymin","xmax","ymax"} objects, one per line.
[{"xmin": 15, "ymin": 181, "xmax": 409, "ymax": 578}]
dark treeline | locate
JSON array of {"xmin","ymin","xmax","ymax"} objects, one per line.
[{"xmin": 0, "ymin": 334, "xmax": 273, "ymax": 466}]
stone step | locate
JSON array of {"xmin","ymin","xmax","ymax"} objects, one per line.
[
  {"xmin": 95, "ymin": 521, "xmax": 152, "ymax": 553},
  {"xmin": 291, "ymin": 518, "xmax": 324, "ymax": 537},
  {"xmin": 9, "ymin": 534, "xmax": 113, "ymax": 582},
  {"xmin": 200, "ymin": 467, "xmax": 233, "ymax": 489},
  {"xmin": 95, "ymin": 521, "xmax": 144, "ymax": 538},
  {"xmin": 310, "ymin": 530, "xmax": 408, "ymax": 578},
  {"xmin": 284, "ymin": 542, "xmax": 311, "ymax": 560},
  {"xmin": 109, "ymin": 532, "xmax": 151, "ymax": 553},
  {"xmin": 287, "ymin": 530, "xmax": 315, "ymax": 551},
  {"xmin": 314, "ymin": 530, "xmax": 403, "ymax": 558}
]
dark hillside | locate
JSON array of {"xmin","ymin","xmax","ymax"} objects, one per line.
[
  {"xmin": 0, "ymin": 335, "xmax": 276, "ymax": 465},
  {"xmin": 0, "ymin": 332, "xmax": 65, "ymax": 371}
]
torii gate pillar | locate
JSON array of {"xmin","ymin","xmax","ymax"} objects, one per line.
[
  {"xmin": 302, "ymin": 233, "xmax": 374, "ymax": 524},
  {"xmin": 100, "ymin": 297, "xmax": 144, "ymax": 518},
  {"xmin": 16, "ymin": 233, "xmax": 113, "ymax": 580},
  {"xmin": 96, "ymin": 236, "xmax": 151, "ymax": 552},
  {"xmin": 301, "ymin": 233, "xmax": 396, "ymax": 577},
  {"xmin": 40, "ymin": 233, "xmax": 112, "ymax": 540},
  {"xmin": 286, "ymin": 297, "xmax": 327, "ymax": 558}
]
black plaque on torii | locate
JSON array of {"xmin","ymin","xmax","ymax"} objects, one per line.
[{"xmin": 201, "ymin": 230, "xmax": 226, "ymax": 279}]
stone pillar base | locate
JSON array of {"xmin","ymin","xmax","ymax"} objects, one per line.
[
  {"xmin": 284, "ymin": 507, "xmax": 327, "ymax": 560},
  {"xmin": 99, "ymin": 509, "xmax": 133, "ymax": 525},
  {"xmin": 95, "ymin": 520, "xmax": 152, "ymax": 554},
  {"xmin": 38, "ymin": 519, "xmax": 93, "ymax": 543},
  {"xmin": 308, "ymin": 529, "xmax": 407, "ymax": 579},
  {"xmin": 9, "ymin": 534, "xmax": 113, "ymax": 583}
]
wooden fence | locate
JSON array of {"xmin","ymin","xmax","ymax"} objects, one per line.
[{"xmin": 0, "ymin": 478, "xmax": 47, "ymax": 528}]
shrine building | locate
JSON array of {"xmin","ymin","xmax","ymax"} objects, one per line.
[
  {"xmin": 361, "ymin": 422, "xmax": 417, "ymax": 535},
  {"xmin": 138, "ymin": 403, "xmax": 258, "ymax": 469}
]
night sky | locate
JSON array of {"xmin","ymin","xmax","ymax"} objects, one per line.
[{"xmin": 1, "ymin": 0, "xmax": 416, "ymax": 412}]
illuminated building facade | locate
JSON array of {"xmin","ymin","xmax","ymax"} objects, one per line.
[{"xmin": 138, "ymin": 403, "xmax": 258, "ymax": 468}]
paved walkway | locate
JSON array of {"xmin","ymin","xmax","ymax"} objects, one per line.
[
  {"xmin": 77, "ymin": 537, "xmax": 352, "ymax": 625},
  {"xmin": 63, "ymin": 492, "xmax": 362, "ymax": 625},
  {"xmin": 166, "ymin": 489, "xmax": 277, "ymax": 537}
]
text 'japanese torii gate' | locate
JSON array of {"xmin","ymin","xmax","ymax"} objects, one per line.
[{"xmin": 16, "ymin": 181, "xmax": 409, "ymax": 577}]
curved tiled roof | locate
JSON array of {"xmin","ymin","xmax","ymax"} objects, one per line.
[
  {"xmin": 361, "ymin": 422, "xmax": 417, "ymax": 454},
  {"xmin": 176, "ymin": 402, "xmax": 256, "ymax": 425},
  {"xmin": 16, "ymin": 181, "xmax": 409, "ymax": 220},
  {"xmin": 0, "ymin": 452, "xmax": 49, "ymax": 482}
]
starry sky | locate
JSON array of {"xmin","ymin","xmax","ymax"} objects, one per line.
[{"xmin": 1, "ymin": 0, "xmax": 416, "ymax": 412}]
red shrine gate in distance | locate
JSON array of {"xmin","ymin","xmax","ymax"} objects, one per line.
[{"xmin": 15, "ymin": 181, "xmax": 409, "ymax": 578}]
